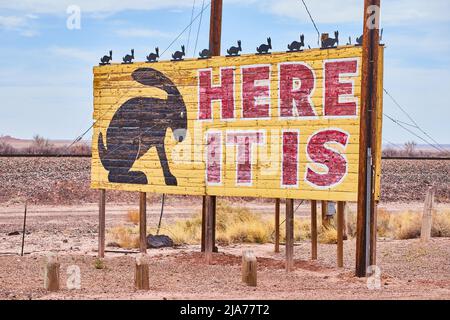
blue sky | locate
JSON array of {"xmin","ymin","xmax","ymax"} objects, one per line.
[{"xmin": 0, "ymin": 0, "xmax": 449, "ymax": 145}]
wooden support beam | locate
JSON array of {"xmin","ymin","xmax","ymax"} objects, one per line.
[
  {"xmin": 241, "ymin": 250, "xmax": 257, "ymax": 287},
  {"xmin": 139, "ymin": 192, "xmax": 147, "ymax": 254},
  {"xmin": 321, "ymin": 200, "xmax": 330, "ymax": 228},
  {"xmin": 337, "ymin": 201, "xmax": 345, "ymax": 268},
  {"xmin": 204, "ymin": 195, "xmax": 215, "ymax": 264},
  {"xmin": 285, "ymin": 199, "xmax": 294, "ymax": 272},
  {"xmin": 98, "ymin": 189, "xmax": 106, "ymax": 258},
  {"xmin": 356, "ymin": 0, "xmax": 381, "ymax": 277},
  {"xmin": 311, "ymin": 200, "xmax": 318, "ymax": 260},
  {"xmin": 201, "ymin": 196, "xmax": 206, "ymax": 252},
  {"xmin": 421, "ymin": 186, "xmax": 436, "ymax": 242},
  {"xmin": 274, "ymin": 199, "xmax": 280, "ymax": 253}
]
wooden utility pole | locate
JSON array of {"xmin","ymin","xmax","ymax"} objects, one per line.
[
  {"xmin": 139, "ymin": 192, "xmax": 147, "ymax": 253},
  {"xmin": 98, "ymin": 189, "xmax": 106, "ymax": 258},
  {"xmin": 274, "ymin": 199, "xmax": 280, "ymax": 253},
  {"xmin": 203, "ymin": 0, "xmax": 223, "ymax": 260},
  {"xmin": 356, "ymin": 0, "xmax": 381, "ymax": 277}
]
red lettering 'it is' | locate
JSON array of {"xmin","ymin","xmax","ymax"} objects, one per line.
[
  {"xmin": 282, "ymin": 131, "xmax": 299, "ymax": 187},
  {"xmin": 305, "ymin": 129, "xmax": 349, "ymax": 188},
  {"xmin": 226, "ymin": 131, "xmax": 264, "ymax": 185}
]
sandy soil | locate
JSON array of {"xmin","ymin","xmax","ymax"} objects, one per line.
[{"xmin": 0, "ymin": 200, "xmax": 449, "ymax": 300}]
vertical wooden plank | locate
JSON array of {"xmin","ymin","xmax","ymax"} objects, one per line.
[
  {"xmin": 321, "ymin": 200, "xmax": 330, "ymax": 228},
  {"xmin": 421, "ymin": 186, "xmax": 435, "ymax": 242},
  {"xmin": 274, "ymin": 199, "xmax": 280, "ymax": 253},
  {"xmin": 337, "ymin": 201, "xmax": 344, "ymax": 268},
  {"xmin": 98, "ymin": 189, "xmax": 106, "ymax": 258},
  {"xmin": 285, "ymin": 199, "xmax": 294, "ymax": 272},
  {"xmin": 311, "ymin": 200, "xmax": 318, "ymax": 260},
  {"xmin": 201, "ymin": 196, "xmax": 206, "ymax": 252},
  {"xmin": 139, "ymin": 192, "xmax": 147, "ymax": 254},
  {"xmin": 205, "ymin": 195, "xmax": 215, "ymax": 264}
]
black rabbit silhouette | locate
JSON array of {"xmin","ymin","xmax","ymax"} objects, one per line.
[
  {"xmin": 122, "ymin": 49, "xmax": 135, "ymax": 64},
  {"xmin": 172, "ymin": 45, "xmax": 185, "ymax": 61},
  {"xmin": 356, "ymin": 34, "xmax": 363, "ymax": 46},
  {"xmin": 226, "ymin": 40, "xmax": 242, "ymax": 57},
  {"xmin": 287, "ymin": 35, "xmax": 305, "ymax": 52},
  {"xmin": 321, "ymin": 31, "xmax": 339, "ymax": 49},
  {"xmin": 256, "ymin": 37, "xmax": 272, "ymax": 54},
  {"xmin": 146, "ymin": 47, "xmax": 159, "ymax": 63},
  {"xmin": 199, "ymin": 49, "xmax": 211, "ymax": 59},
  {"xmin": 100, "ymin": 50, "xmax": 112, "ymax": 66},
  {"xmin": 98, "ymin": 68, "xmax": 188, "ymax": 186}
]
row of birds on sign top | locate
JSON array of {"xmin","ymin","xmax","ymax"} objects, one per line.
[{"xmin": 99, "ymin": 31, "xmax": 369, "ymax": 65}]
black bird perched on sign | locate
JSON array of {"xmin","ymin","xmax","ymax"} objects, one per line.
[
  {"xmin": 256, "ymin": 37, "xmax": 272, "ymax": 54},
  {"xmin": 146, "ymin": 47, "xmax": 159, "ymax": 63},
  {"xmin": 122, "ymin": 49, "xmax": 134, "ymax": 64},
  {"xmin": 226, "ymin": 40, "xmax": 242, "ymax": 57},
  {"xmin": 98, "ymin": 68, "xmax": 188, "ymax": 186},
  {"xmin": 99, "ymin": 50, "xmax": 112, "ymax": 66}
]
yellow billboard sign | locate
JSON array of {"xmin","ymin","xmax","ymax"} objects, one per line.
[{"xmin": 91, "ymin": 46, "xmax": 384, "ymax": 201}]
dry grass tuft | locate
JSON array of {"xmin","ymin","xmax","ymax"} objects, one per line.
[
  {"xmin": 126, "ymin": 210, "xmax": 140, "ymax": 225},
  {"xmin": 107, "ymin": 203, "xmax": 450, "ymax": 248},
  {"xmin": 318, "ymin": 226, "xmax": 338, "ymax": 244},
  {"xmin": 108, "ymin": 226, "xmax": 139, "ymax": 249}
]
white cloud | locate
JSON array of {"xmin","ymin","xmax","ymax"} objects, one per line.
[
  {"xmin": 0, "ymin": 0, "xmax": 192, "ymax": 14},
  {"xmin": 226, "ymin": 0, "xmax": 450, "ymax": 25},
  {"xmin": 0, "ymin": 15, "xmax": 39, "ymax": 36},
  {"xmin": 115, "ymin": 28, "xmax": 172, "ymax": 38},
  {"xmin": 48, "ymin": 46, "xmax": 98, "ymax": 63},
  {"xmin": 0, "ymin": 15, "xmax": 26, "ymax": 29}
]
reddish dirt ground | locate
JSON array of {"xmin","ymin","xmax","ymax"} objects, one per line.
[{"xmin": 0, "ymin": 201, "xmax": 449, "ymax": 300}]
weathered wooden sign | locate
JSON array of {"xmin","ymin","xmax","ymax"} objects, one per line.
[{"xmin": 91, "ymin": 46, "xmax": 384, "ymax": 201}]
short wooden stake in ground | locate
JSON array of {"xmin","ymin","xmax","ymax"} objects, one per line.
[
  {"xmin": 285, "ymin": 199, "xmax": 294, "ymax": 272},
  {"xmin": 337, "ymin": 201, "xmax": 345, "ymax": 267},
  {"xmin": 421, "ymin": 186, "xmax": 436, "ymax": 242},
  {"xmin": 311, "ymin": 200, "xmax": 318, "ymax": 260},
  {"xmin": 44, "ymin": 254, "xmax": 60, "ymax": 292},
  {"xmin": 134, "ymin": 254, "xmax": 150, "ymax": 290},
  {"xmin": 241, "ymin": 250, "xmax": 257, "ymax": 287},
  {"xmin": 274, "ymin": 199, "xmax": 280, "ymax": 253},
  {"xmin": 98, "ymin": 189, "xmax": 106, "ymax": 258},
  {"xmin": 139, "ymin": 192, "xmax": 147, "ymax": 253}
]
